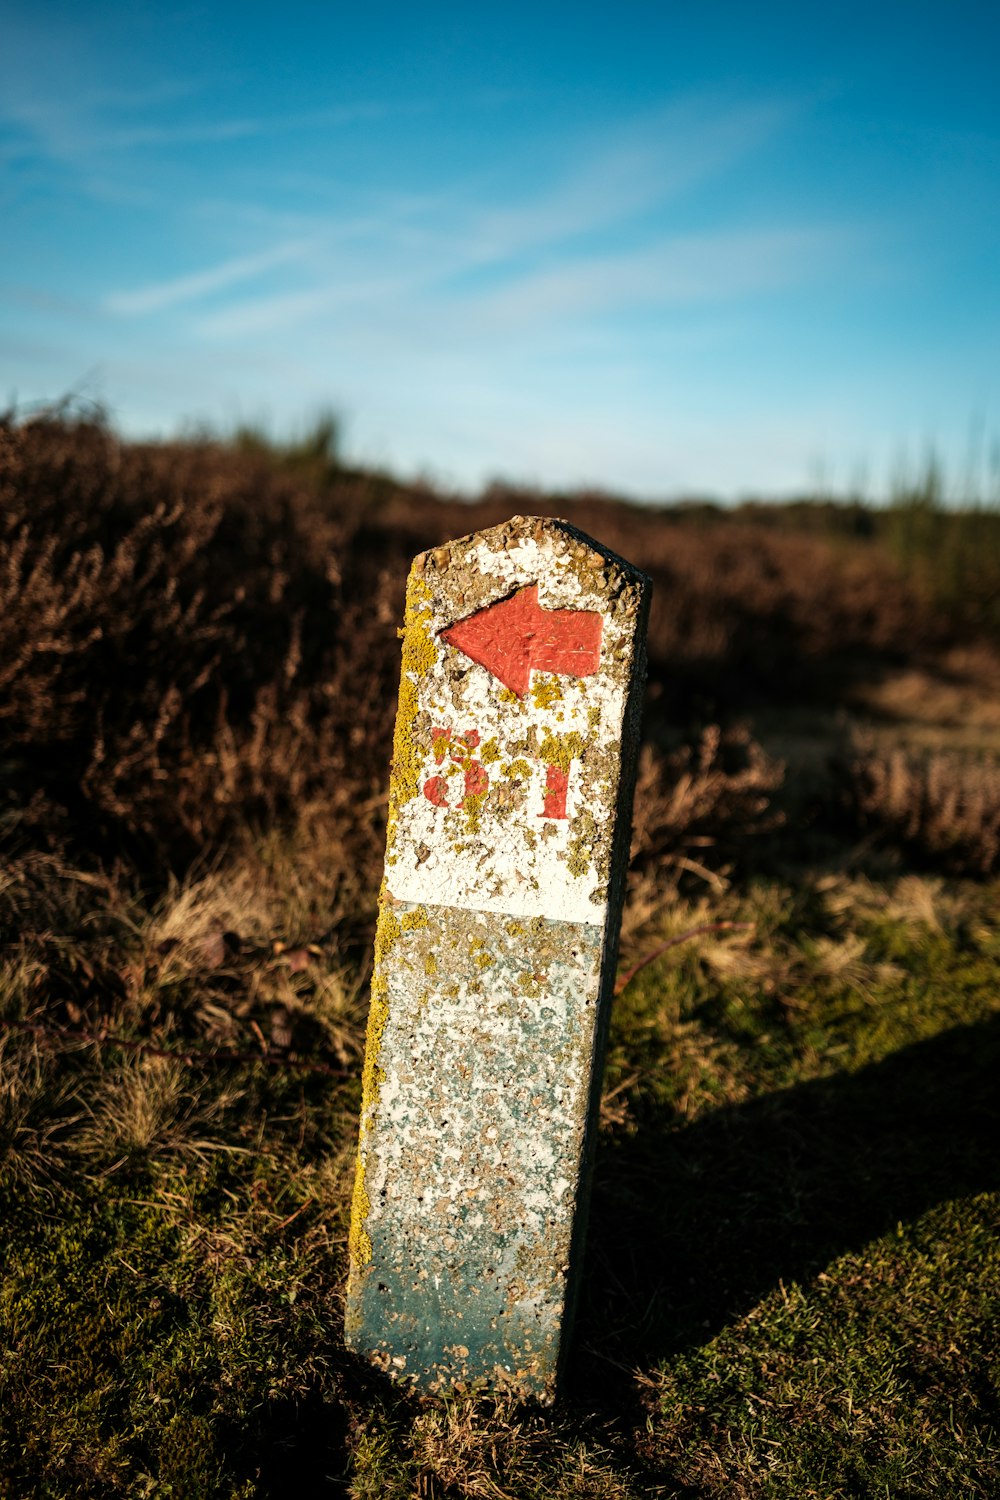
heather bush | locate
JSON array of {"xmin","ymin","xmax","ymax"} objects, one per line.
[
  {"xmin": 627, "ymin": 727, "xmax": 784, "ymax": 919},
  {"xmin": 2, "ymin": 411, "xmax": 996, "ymax": 895},
  {"xmin": 4, "ymin": 415, "xmax": 1000, "ymax": 1497},
  {"xmin": 0, "ymin": 415, "xmax": 395, "ymax": 876},
  {"xmin": 838, "ymin": 737, "xmax": 1000, "ymax": 877}
]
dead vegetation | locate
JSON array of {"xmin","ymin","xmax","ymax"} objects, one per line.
[
  {"xmin": 628, "ymin": 728, "xmax": 784, "ymax": 915},
  {"xmin": 3, "ymin": 412, "xmax": 1000, "ymax": 1496},
  {"xmin": 0, "ymin": 414, "xmax": 391, "ymax": 890},
  {"xmin": 4, "ymin": 408, "xmax": 997, "ymax": 899},
  {"xmin": 838, "ymin": 736, "xmax": 1000, "ymax": 876}
]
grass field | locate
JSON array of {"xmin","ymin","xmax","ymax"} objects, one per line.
[{"xmin": 1, "ymin": 413, "xmax": 999, "ymax": 1496}]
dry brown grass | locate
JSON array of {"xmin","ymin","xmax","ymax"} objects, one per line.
[
  {"xmin": 0, "ymin": 1038, "xmax": 81, "ymax": 1190},
  {"xmin": 75, "ymin": 1053, "xmax": 246, "ymax": 1166},
  {"xmin": 6, "ymin": 411, "xmax": 997, "ymax": 900},
  {"xmin": 0, "ymin": 414, "xmax": 393, "ymax": 887},
  {"xmin": 4, "ymin": 415, "xmax": 1000, "ymax": 1497},
  {"xmin": 839, "ymin": 737, "xmax": 1000, "ymax": 876},
  {"xmin": 628, "ymin": 727, "xmax": 784, "ymax": 914}
]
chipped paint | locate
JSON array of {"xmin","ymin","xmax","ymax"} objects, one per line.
[
  {"xmin": 345, "ymin": 515, "xmax": 650, "ymax": 1401},
  {"xmin": 383, "ymin": 521, "xmax": 647, "ymax": 923},
  {"xmin": 349, "ymin": 903, "xmax": 602, "ymax": 1396}
]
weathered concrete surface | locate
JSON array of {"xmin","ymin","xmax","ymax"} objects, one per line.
[{"xmin": 345, "ymin": 514, "xmax": 650, "ymax": 1401}]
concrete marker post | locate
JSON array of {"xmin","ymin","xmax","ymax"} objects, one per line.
[{"xmin": 345, "ymin": 514, "xmax": 651, "ymax": 1402}]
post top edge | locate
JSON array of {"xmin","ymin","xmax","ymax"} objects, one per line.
[{"xmin": 411, "ymin": 514, "xmax": 651, "ymax": 590}]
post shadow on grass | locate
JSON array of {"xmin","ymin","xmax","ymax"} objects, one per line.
[
  {"xmin": 575, "ymin": 1012, "xmax": 1000, "ymax": 1393},
  {"xmin": 226, "ymin": 1016, "xmax": 1000, "ymax": 1495}
]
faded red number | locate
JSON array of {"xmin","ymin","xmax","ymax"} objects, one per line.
[
  {"xmin": 423, "ymin": 727, "xmax": 574, "ymax": 820},
  {"xmin": 422, "ymin": 727, "xmax": 489, "ymax": 809},
  {"xmin": 538, "ymin": 764, "xmax": 569, "ymax": 821},
  {"xmin": 422, "ymin": 775, "xmax": 449, "ymax": 807}
]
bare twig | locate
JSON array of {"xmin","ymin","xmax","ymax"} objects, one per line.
[{"xmin": 614, "ymin": 921, "xmax": 753, "ymax": 995}]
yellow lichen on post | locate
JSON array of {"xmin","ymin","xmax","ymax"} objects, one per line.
[
  {"xmin": 345, "ymin": 515, "xmax": 651, "ymax": 1402},
  {"xmin": 538, "ymin": 729, "xmax": 586, "ymax": 773},
  {"xmin": 400, "ymin": 906, "xmax": 430, "ymax": 933},
  {"xmin": 348, "ymin": 1160, "xmax": 373, "ymax": 1272},
  {"xmin": 462, "ymin": 786, "xmax": 489, "ymax": 833},
  {"xmin": 386, "ymin": 574, "xmax": 437, "ymax": 851},
  {"xmin": 351, "ymin": 902, "xmax": 433, "ymax": 1265},
  {"xmin": 530, "ymin": 675, "xmax": 564, "ymax": 710}
]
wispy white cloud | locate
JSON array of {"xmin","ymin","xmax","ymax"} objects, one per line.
[
  {"xmin": 194, "ymin": 275, "xmax": 414, "ymax": 339},
  {"xmin": 181, "ymin": 94, "xmax": 850, "ymax": 346},
  {"xmin": 190, "ymin": 220, "xmax": 851, "ymax": 346},
  {"xmin": 458, "ymin": 98, "xmax": 792, "ymax": 265},
  {"xmin": 72, "ymin": 99, "xmax": 423, "ymax": 154},
  {"xmin": 457, "ymin": 225, "xmax": 852, "ymax": 330},
  {"xmin": 84, "ymin": 78, "xmax": 219, "ymax": 112},
  {"xmin": 0, "ymin": 10, "xmax": 425, "ymax": 179},
  {"xmin": 103, "ymin": 240, "xmax": 315, "ymax": 316},
  {"xmin": 1, "ymin": 92, "xmax": 421, "ymax": 162}
]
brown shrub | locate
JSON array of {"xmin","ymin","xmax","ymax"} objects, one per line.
[
  {"xmin": 0, "ymin": 415, "xmax": 397, "ymax": 880},
  {"xmin": 1, "ymin": 413, "xmax": 976, "ymax": 894},
  {"xmin": 627, "ymin": 726, "xmax": 784, "ymax": 919},
  {"xmin": 838, "ymin": 739, "xmax": 1000, "ymax": 877},
  {"xmin": 372, "ymin": 484, "xmax": 955, "ymax": 728}
]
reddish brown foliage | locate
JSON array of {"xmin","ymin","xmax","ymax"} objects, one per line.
[
  {"xmin": 0, "ymin": 416, "xmax": 394, "ymax": 877},
  {"xmin": 0, "ymin": 414, "xmax": 988, "ymax": 891},
  {"xmin": 838, "ymin": 740, "xmax": 1000, "ymax": 876}
]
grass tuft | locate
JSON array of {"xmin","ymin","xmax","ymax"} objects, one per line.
[{"xmin": 2, "ymin": 416, "xmax": 1000, "ymax": 1494}]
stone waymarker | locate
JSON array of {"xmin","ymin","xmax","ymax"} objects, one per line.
[{"xmin": 345, "ymin": 515, "xmax": 650, "ymax": 1401}]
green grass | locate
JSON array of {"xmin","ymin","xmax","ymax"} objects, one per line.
[
  {"xmin": 5, "ymin": 412, "xmax": 1000, "ymax": 1496},
  {"xmin": 582, "ymin": 876, "xmax": 1000, "ymax": 1496},
  {"xmin": 2, "ymin": 850, "xmax": 998, "ymax": 1496}
]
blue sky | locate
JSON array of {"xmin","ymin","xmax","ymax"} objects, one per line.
[{"xmin": 2, "ymin": 2, "xmax": 998, "ymax": 498}]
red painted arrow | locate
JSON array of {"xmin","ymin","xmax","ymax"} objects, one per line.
[{"xmin": 440, "ymin": 585, "xmax": 602, "ymax": 697}]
